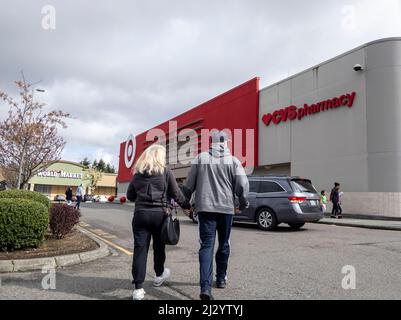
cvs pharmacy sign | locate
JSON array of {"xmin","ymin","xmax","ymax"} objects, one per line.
[{"xmin": 262, "ymin": 92, "xmax": 356, "ymax": 127}]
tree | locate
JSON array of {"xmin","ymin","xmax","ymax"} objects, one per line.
[
  {"xmin": 80, "ymin": 157, "xmax": 90, "ymax": 169},
  {"xmin": 88, "ymin": 158, "xmax": 115, "ymax": 173},
  {"xmin": 84, "ymin": 167, "xmax": 103, "ymax": 195},
  {"xmin": 105, "ymin": 163, "xmax": 116, "ymax": 174},
  {"xmin": 92, "ymin": 159, "xmax": 98, "ymax": 170},
  {"xmin": 0, "ymin": 75, "xmax": 70, "ymax": 189},
  {"xmin": 97, "ymin": 159, "xmax": 106, "ymax": 172}
]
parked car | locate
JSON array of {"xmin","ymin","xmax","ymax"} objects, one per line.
[
  {"xmin": 54, "ymin": 194, "xmax": 66, "ymax": 202},
  {"xmin": 84, "ymin": 194, "xmax": 94, "ymax": 202},
  {"xmin": 190, "ymin": 176, "xmax": 324, "ymax": 231},
  {"xmin": 94, "ymin": 195, "xmax": 108, "ymax": 203}
]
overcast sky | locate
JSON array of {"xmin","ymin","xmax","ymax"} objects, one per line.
[{"xmin": 0, "ymin": 0, "xmax": 400, "ymax": 168}]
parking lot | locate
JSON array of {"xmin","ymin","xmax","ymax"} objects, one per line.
[{"xmin": 1, "ymin": 202, "xmax": 401, "ymax": 300}]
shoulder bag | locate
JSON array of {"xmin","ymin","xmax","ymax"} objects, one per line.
[{"xmin": 160, "ymin": 169, "xmax": 180, "ymax": 245}]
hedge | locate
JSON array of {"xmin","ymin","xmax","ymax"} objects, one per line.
[
  {"xmin": 0, "ymin": 199, "xmax": 49, "ymax": 251},
  {"xmin": 50, "ymin": 204, "xmax": 81, "ymax": 239},
  {"xmin": 0, "ymin": 189, "xmax": 50, "ymax": 210}
]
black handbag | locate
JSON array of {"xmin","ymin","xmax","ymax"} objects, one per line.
[{"xmin": 160, "ymin": 170, "xmax": 180, "ymax": 245}]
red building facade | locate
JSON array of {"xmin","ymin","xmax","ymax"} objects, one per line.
[{"xmin": 117, "ymin": 77, "xmax": 260, "ymax": 187}]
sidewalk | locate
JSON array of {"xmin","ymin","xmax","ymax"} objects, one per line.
[
  {"xmin": 316, "ymin": 216, "xmax": 401, "ymax": 231},
  {"xmin": 111, "ymin": 202, "xmax": 401, "ymax": 232}
]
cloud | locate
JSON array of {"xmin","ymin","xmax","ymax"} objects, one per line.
[{"xmin": 0, "ymin": 0, "xmax": 400, "ymax": 168}]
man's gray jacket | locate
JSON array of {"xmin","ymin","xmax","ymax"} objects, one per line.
[{"xmin": 184, "ymin": 143, "xmax": 249, "ymax": 215}]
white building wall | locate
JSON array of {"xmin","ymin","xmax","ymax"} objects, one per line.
[
  {"xmin": 366, "ymin": 39, "xmax": 401, "ymax": 192},
  {"xmin": 259, "ymin": 38, "xmax": 401, "ymax": 218}
]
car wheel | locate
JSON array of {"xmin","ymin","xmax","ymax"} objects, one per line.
[
  {"xmin": 256, "ymin": 208, "xmax": 278, "ymax": 231},
  {"xmin": 288, "ymin": 223, "xmax": 305, "ymax": 230}
]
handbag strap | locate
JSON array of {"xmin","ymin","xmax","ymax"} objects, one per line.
[
  {"xmin": 161, "ymin": 169, "xmax": 168, "ymax": 205},
  {"xmin": 161, "ymin": 168, "xmax": 178, "ymax": 218},
  {"xmin": 161, "ymin": 169, "xmax": 171, "ymax": 213}
]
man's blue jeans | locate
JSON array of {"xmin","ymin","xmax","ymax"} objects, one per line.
[{"xmin": 198, "ymin": 212, "xmax": 234, "ymax": 293}]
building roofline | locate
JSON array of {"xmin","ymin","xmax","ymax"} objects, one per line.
[
  {"xmin": 41, "ymin": 160, "xmax": 86, "ymax": 169},
  {"xmin": 260, "ymin": 37, "xmax": 401, "ymax": 92},
  {"xmin": 99, "ymin": 172, "xmax": 118, "ymax": 177},
  {"xmin": 121, "ymin": 77, "xmax": 260, "ymax": 143}
]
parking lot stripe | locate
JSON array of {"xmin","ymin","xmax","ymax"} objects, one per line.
[{"xmin": 80, "ymin": 227, "xmax": 133, "ymax": 256}]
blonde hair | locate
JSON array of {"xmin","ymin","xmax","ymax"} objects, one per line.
[{"xmin": 134, "ymin": 144, "xmax": 166, "ymax": 175}]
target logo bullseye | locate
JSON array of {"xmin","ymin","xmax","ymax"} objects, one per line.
[{"xmin": 124, "ymin": 135, "xmax": 136, "ymax": 169}]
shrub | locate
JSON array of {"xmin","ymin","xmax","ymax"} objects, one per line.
[
  {"xmin": 120, "ymin": 196, "xmax": 127, "ymax": 204},
  {"xmin": 0, "ymin": 189, "xmax": 50, "ymax": 210},
  {"xmin": 0, "ymin": 198, "xmax": 49, "ymax": 251},
  {"xmin": 49, "ymin": 203, "xmax": 81, "ymax": 239},
  {"xmin": 108, "ymin": 196, "xmax": 115, "ymax": 202}
]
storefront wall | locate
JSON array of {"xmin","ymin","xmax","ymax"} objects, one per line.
[
  {"xmin": 117, "ymin": 38, "xmax": 401, "ymax": 218},
  {"xmin": 117, "ymin": 78, "xmax": 260, "ymax": 197},
  {"xmin": 258, "ymin": 38, "xmax": 401, "ymax": 218},
  {"xmin": 29, "ymin": 161, "xmax": 117, "ymax": 199},
  {"xmin": 29, "ymin": 162, "xmax": 86, "ymax": 199}
]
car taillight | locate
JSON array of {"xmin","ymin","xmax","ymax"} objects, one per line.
[{"xmin": 288, "ymin": 196, "xmax": 307, "ymax": 204}]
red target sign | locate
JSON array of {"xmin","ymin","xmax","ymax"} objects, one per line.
[{"xmin": 124, "ymin": 135, "xmax": 136, "ymax": 169}]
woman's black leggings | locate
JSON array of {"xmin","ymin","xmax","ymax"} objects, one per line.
[
  {"xmin": 332, "ymin": 203, "xmax": 342, "ymax": 216},
  {"xmin": 132, "ymin": 209, "xmax": 166, "ymax": 289}
]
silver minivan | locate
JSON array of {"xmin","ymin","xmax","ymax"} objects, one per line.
[{"xmin": 234, "ymin": 176, "xmax": 324, "ymax": 231}]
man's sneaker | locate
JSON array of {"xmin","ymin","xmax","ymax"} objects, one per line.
[
  {"xmin": 153, "ymin": 268, "xmax": 171, "ymax": 287},
  {"xmin": 338, "ymin": 215, "xmax": 343, "ymax": 219},
  {"xmin": 200, "ymin": 291, "xmax": 214, "ymax": 300},
  {"xmin": 132, "ymin": 288, "xmax": 146, "ymax": 300},
  {"xmin": 216, "ymin": 280, "xmax": 226, "ymax": 289}
]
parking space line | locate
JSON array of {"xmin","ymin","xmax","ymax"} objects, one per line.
[
  {"xmin": 79, "ymin": 222, "xmax": 91, "ymax": 227},
  {"xmin": 79, "ymin": 226, "xmax": 133, "ymax": 256}
]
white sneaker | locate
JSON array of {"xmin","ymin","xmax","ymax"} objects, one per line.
[
  {"xmin": 153, "ymin": 268, "xmax": 171, "ymax": 287},
  {"xmin": 132, "ymin": 288, "xmax": 146, "ymax": 300}
]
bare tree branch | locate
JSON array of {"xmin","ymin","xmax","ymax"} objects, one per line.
[{"xmin": 0, "ymin": 77, "xmax": 71, "ymax": 189}]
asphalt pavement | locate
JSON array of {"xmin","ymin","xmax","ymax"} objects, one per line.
[{"xmin": 1, "ymin": 202, "xmax": 401, "ymax": 300}]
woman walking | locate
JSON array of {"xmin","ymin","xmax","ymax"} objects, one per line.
[{"xmin": 127, "ymin": 145, "xmax": 189, "ymax": 300}]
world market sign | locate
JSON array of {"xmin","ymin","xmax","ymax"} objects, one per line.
[{"xmin": 37, "ymin": 170, "xmax": 83, "ymax": 179}]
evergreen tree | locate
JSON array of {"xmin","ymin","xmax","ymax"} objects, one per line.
[
  {"xmin": 92, "ymin": 159, "xmax": 98, "ymax": 169},
  {"xmin": 97, "ymin": 159, "xmax": 106, "ymax": 172},
  {"xmin": 105, "ymin": 163, "xmax": 116, "ymax": 173},
  {"xmin": 80, "ymin": 157, "xmax": 90, "ymax": 169}
]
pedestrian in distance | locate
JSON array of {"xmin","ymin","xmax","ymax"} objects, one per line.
[
  {"xmin": 320, "ymin": 190, "xmax": 327, "ymax": 214},
  {"xmin": 338, "ymin": 191, "xmax": 344, "ymax": 217},
  {"xmin": 74, "ymin": 184, "xmax": 85, "ymax": 210},
  {"xmin": 65, "ymin": 186, "xmax": 73, "ymax": 205},
  {"xmin": 126, "ymin": 144, "xmax": 190, "ymax": 301},
  {"xmin": 330, "ymin": 182, "xmax": 342, "ymax": 219},
  {"xmin": 183, "ymin": 131, "xmax": 250, "ymax": 301}
]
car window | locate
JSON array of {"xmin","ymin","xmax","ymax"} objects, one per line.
[
  {"xmin": 291, "ymin": 179, "xmax": 317, "ymax": 193},
  {"xmin": 259, "ymin": 181, "xmax": 285, "ymax": 193},
  {"xmin": 249, "ymin": 181, "xmax": 260, "ymax": 193}
]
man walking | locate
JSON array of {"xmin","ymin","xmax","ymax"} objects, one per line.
[
  {"xmin": 330, "ymin": 182, "xmax": 342, "ymax": 219},
  {"xmin": 184, "ymin": 131, "xmax": 249, "ymax": 300},
  {"xmin": 75, "ymin": 184, "xmax": 85, "ymax": 210}
]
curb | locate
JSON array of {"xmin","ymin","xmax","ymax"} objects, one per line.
[
  {"xmin": 0, "ymin": 227, "xmax": 110, "ymax": 273},
  {"xmin": 315, "ymin": 220, "xmax": 401, "ymax": 232}
]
